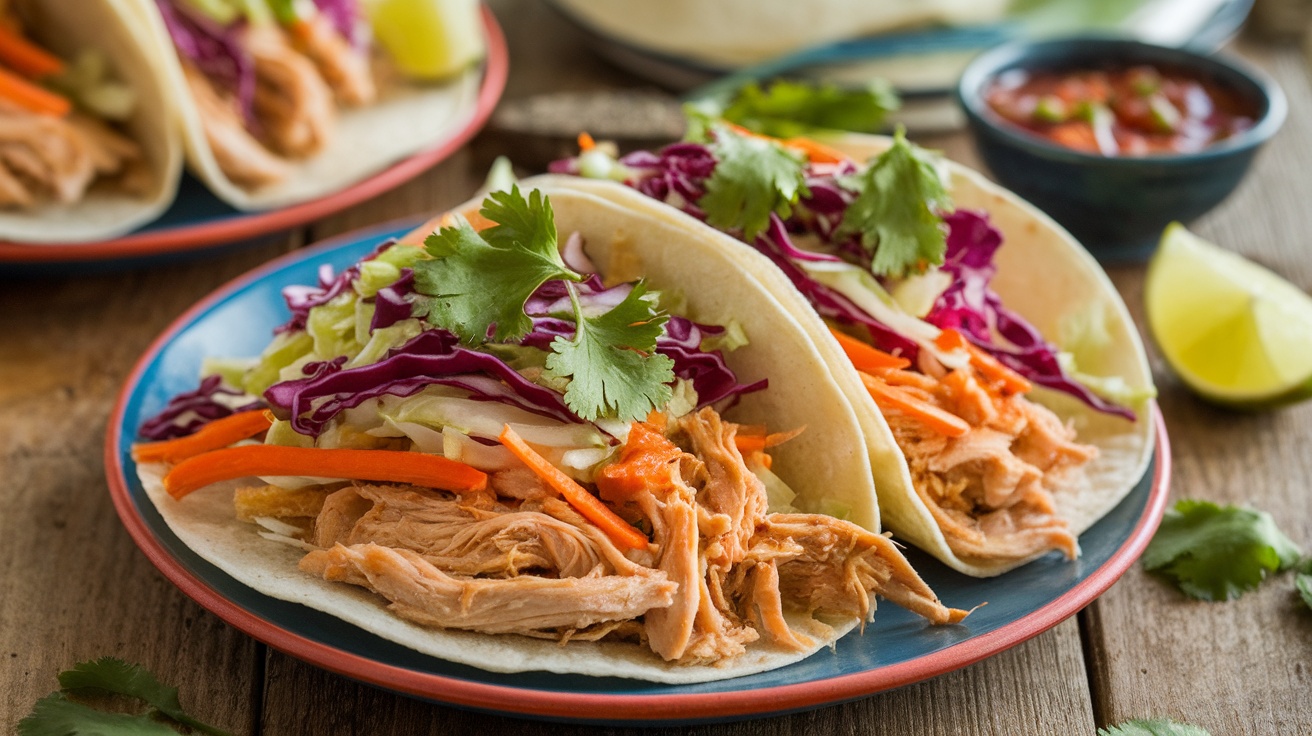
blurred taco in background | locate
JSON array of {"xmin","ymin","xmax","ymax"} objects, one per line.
[
  {"xmin": 131, "ymin": 0, "xmax": 485, "ymax": 210},
  {"xmin": 0, "ymin": 0, "xmax": 181, "ymax": 243},
  {"xmin": 130, "ymin": 177, "xmax": 966, "ymax": 682},
  {"xmin": 553, "ymin": 123, "xmax": 1156, "ymax": 577}
]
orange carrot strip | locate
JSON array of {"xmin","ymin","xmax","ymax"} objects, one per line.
[
  {"xmin": 132, "ymin": 410, "xmax": 274, "ymax": 465},
  {"xmin": 783, "ymin": 136, "xmax": 846, "ymax": 164},
  {"xmin": 860, "ymin": 372, "xmax": 970, "ymax": 438},
  {"xmin": 164, "ymin": 446, "xmax": 487, "ymax": 500},
  {"xmin": 500, "ymin": 425, "xmax": 649, "ymax": 550},
  {"xmin": 733, "ymin": 425, "xmax": 806, "ymax": 454},
  {"xmin": 401, "ymin": 206, "xmax": 495, "ymax": 245},
  {"xmin": 0, "ymin": 26, "xmax": 64, "ymax": 78},
  {"xmin": 935, "ymin": 328, "xmax": 1032, "ymax": 394},
  {"xmin": 0, "ymin": 66, "xmax": 69, "ymax": 116},
  {"xmin": 829, "ymin": 327, "xmax": 911, "ymax": 372},
  {"xmin": 577, "ymin": 131, "xmax": 596, "ymax": 151}
]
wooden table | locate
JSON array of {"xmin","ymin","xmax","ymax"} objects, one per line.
[{"xmin": 3, "ymin": 3, "xmax": 1310, "ymax": 733}]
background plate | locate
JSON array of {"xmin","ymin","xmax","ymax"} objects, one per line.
[
  {"xmin": 0, "ymin": 8, "xmax": 507, "ymax": 269},
  {"xmin": 106, "ymin": 223, "xmax": 1172, "ymax": 726}
]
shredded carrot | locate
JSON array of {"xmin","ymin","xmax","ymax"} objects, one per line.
[
  {"xmin": 733, "ymin": 425, "xmax": 806, "ymax": 454},
  {"xmin": 782, "ymin": 136, "xmax": 846, "ymax": 164},
  {"xmin": 595, "ymin": 421, "xmax": 683, "ymax": 502},
  {"xmin": 164, "ymin": 446, "xmax": 487, "ymax": 500},
  {"xmin": 860, "ymin": 372, "xmax": 970, "ymax": 438},
  {"xmin": 935, "ymin": 328, "xmax": 1031, "ymax": 394},
  {"xmin": 0, "ymin": 26, "xmax": 64, "ymax": 78},
  {"xmin": 743, "ymin": 449, "xmax": 772, "ymax": 470},
  {"xmin": 132, "ymin": 410, "xmax": 274, "ymax": 465},
  {"xmin": 499, "ymin": 425, "xmax": 649, "ymax": 550},
  {"xmin": 829, "ymin": 327, "xmax": 911, "ymax": 372},
  {"xmin": 0, "ymin": 66, "xmax": 68, "ymax": 116},
  {"xmin": 402, "ymin": 206, "xmax": 496, "ymax": 245},
  {"xmin": 577, "ymin": 131, "xmax": 596, "ymax": 151}
]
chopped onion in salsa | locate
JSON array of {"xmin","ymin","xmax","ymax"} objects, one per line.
[{"xmin": 985, "ymin": 65, "xmax": 1255, "ymax": 156}]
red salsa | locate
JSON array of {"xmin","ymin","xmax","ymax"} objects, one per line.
[{"xmin": 985, "ymin": 65, "xmax": 1256, "ymax": 156}]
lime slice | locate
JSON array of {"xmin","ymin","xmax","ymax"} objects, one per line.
[
  {"xmin": 362, "ymin": 0, "xmax": 486, "ymax": 80},
  {"xmin": 1146, "ymin": 223, "xmax": 1312, "ymax": 408}
]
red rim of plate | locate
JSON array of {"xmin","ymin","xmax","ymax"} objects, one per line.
[
  {"xmin": 0, "ymin": 6, "xmax": 507, "ymax": 264},
  {"xmin": 105, "ymin": 229, "xmax": 1172, "ymax": 722}
]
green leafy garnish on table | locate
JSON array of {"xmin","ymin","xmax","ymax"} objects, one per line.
[
  {"xmin": 1098, "ymin": 717, "xmax": 1211, "ymax": 736},
  {"xmin": 837, "ymin": 127, "xmax": 953, "ymax": 278},
  {"xmin": 1143, "ymin": 499, "xmax": 1302, "ymax": 601},
  {"xmin": 19, "ymin": 657, "xmax": 231, "ymax": 736},
  {"xmin": 1297, "ymin": 558, "xmax": 1312, "ymax": 611},
  {"xmin": 718, "ymin": 79, "xmax": 899, "ymax": 138},
  {"xmin": 545, "ymin": 281, "xmax": 674, "ymax": 421},
  {"xmin": 699, "ymin": 127, "xmax": 809, "ymax": 241},
  {"xmin": 414, "ymin": 185, "xmax": 582, "ymax": 344}
]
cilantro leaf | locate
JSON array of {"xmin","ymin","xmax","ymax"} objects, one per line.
[
  {"xmin": 1143, "ymin": 499, "xmax": 1302, "ymax": 601},
  {"xmin": 20, "ymin": 658, "xmax": 232, "ymax": 736},
  {"xmin": 19, "ymin": 693, "xmax": 181, "ymax": 736},
  {"xmin": 1297, "ymin": 558, "xmax": 1312, "ymax": 611},
  {"xmin": 720, "ymin": 79, "xmax": 899, "ymax": 138},
  {"xmin": 1098, "ymin": 717, "xmax": 1212, "ymax": 736},
  {"xmin": 544, "ymin": 281, "xmax": 675, "ymax": 421},
  {"xmin": 413, "ymin": 185, "xmax": 580, "ymax": 343},
  {"xmin": 699, "ymin": 128, "xmax": 808, "ymax": 241},
  {"xmin": 837, "ymin": 127, "xmax": 952, "ymax": 278}
]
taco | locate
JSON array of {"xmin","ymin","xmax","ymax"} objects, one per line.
[
  {"xmin": 551, "ymin": 126, "xmax": 1156, "ymax": 577},
  {"xmin": 129, "ymin": 0, "xmax": 483, "ymax": 210},
  {"xmin": 0, "ymin": 0, "xmax": 182, "ymax": 243},
  {"xmin": 131, "ymin": 177, "xmax": 967, "ymax": 682}
]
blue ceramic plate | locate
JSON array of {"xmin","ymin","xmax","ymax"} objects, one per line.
[{"xmin": 106, "ymin": 223, "xmax": 1171, "ymax": 726}]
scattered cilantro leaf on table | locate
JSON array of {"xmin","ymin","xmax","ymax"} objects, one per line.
[
  {"xmin": 718, "ymin": 79, "xmax": 899, "ymax": 138},
  {"xmin": 1143, "ymin": 499, "xmax": 1301, "ymax": 601},
  {"xmin": 1098, "ymin": 717, "xmax": 1211, "ymax": 736},
  {"xmin": 1297, "ymin": 558, "xmax": 1312, "ymax": 611},
  {"xmin": 837, "ymin": 127, "xmax": 952, "ymax": 278},
  {"xmin": 19, "ymin": 658, "xmax": 231, "ymax": 736},
  {"xmin": 699, "ymin": 128, "xmax": 809, "ymax": 242},
  {"xmin": 414, "ymin": 185, "xmax": 582, "ymax": 343},
  {"xmin": 545, "ymin": 281, "xmax": 675, "ymax": 421}
]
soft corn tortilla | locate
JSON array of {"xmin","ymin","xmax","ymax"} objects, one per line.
[
  {"xmin": 555, "ymin": 140, "xmax": 1157, "ymax": 577},
  {"xmin": 129, "ymin": 0, "xmax": 482, "ymax": 211},
  {"xmin": 137, "ymin": 179, "xmax": 888, "ymax": 682},
  {"xmin": 1, "ymin": 0, "xmax": 182, "ymax": 244}
]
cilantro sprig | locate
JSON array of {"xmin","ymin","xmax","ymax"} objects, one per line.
[
  {"xmin": 1098, "ymin": 718, "xmax": 1211, "ymax": 736},
  {"xmin": 545, "ymin": 281, "xmax": 675, "ymax": 421},
  {"xmin": 414, "ymin": 185, "xmax": 582, "ymax": 343},
  {"xmin": 837, "ymin": 126, "xmax": 952, "ymax": 278},
  {"xmin": 699, "ymin": 128, "xmax": 809, "ymax": 242},
  {"xmin": 412, "ymin": 185, "xmax": 676, "ymax": 422},
  {"xmin": 19, "ymin": 658, "xmax": 231, "ymax": 736},
  {"xmin": 718, "ymin": 79, "xmax": 899, "ymax": 139},
  {"xmin": 1143, "ymin": 499, "xmax": 1302, "ymax": 601}
]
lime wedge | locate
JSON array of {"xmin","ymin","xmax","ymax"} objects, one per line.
[
  {"xmin": 1146, "ymin": 223, "xmax": 1312, "ymax": 408},
  {"xmin": 362, "ymin": 0, "xmax": 486, "ymax": 80}
]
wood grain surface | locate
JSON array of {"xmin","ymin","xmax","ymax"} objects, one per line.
[{"xmin": 2, "ymin": 2, "xmax": 1310, "ymax": 734}]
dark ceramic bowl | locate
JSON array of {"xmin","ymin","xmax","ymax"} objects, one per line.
[{"xmin": 956, "ymin": 37, "xmax": 1286, "ymax": 262}]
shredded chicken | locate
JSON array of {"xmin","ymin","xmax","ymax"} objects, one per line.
[
  {"xmin": 247, "ymin": 26, "xmax": 335, "ymax": 159},
  {"xmin": 291, "ymin": 12, "xmax": 376, "ymax": 106},
  {"xmin": 249, "ymin": 406, "xmax": 966, "ymax": 666},
  {"xmin": 885, "ymin": 364, "xmax": 1095, "ymax": 566},
  {"xmin": 0, "ymin": 102, "xmax": 144, "ymax": 208},
  {"xmin": 182, "ymin": 63, "xmax": 289, "ymax": 188}
]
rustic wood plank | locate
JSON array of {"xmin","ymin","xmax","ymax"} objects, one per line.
[
  {"xmin": 1083, "ymin": 36, "xmax": 1312, "ymax": 735},
  {"xmin": 0, "ymin": 235, "xmax": 300, "ymax": 732}
]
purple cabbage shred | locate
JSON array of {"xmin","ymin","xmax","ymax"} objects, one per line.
[{"xmin": 138, "ymin": 375, "xmax": 264, "ymax": 441}]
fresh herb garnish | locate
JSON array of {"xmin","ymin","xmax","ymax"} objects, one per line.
[
  {"xmin": 1098, "ymin": 717, "xmax": 1211, "ymax": 736},
  {"xmin": 1297, "ymin": 558, "xmax": 1312, "ymax": 611},
  {"xmin": 837, "ymin": 126, "xmax": 952, "ymax": 278},
  {"xmin": 414, "ymin": 185, "xmax": 582, "ymax": 343},
  {"xmin": 1143, "ymin": 500, "xmax": 1302, "ymax": 601},
  {"xmin": 412, "ymin": 185, "xmax": 676, "ymax": 422},
  {"xmin": 717, "ymin": 79, "xmax": 899, "ymax": 138},
  {"xmin": 699, "ymin": 126, "xmax": 808, "ymax": 241},
  {"xmin": 545, "ymin": 281, "xmax": 675, "ymax": 421},
  {"xmin": 19, "ymin": 657, "xmax": 231, "ymax": 736}
]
